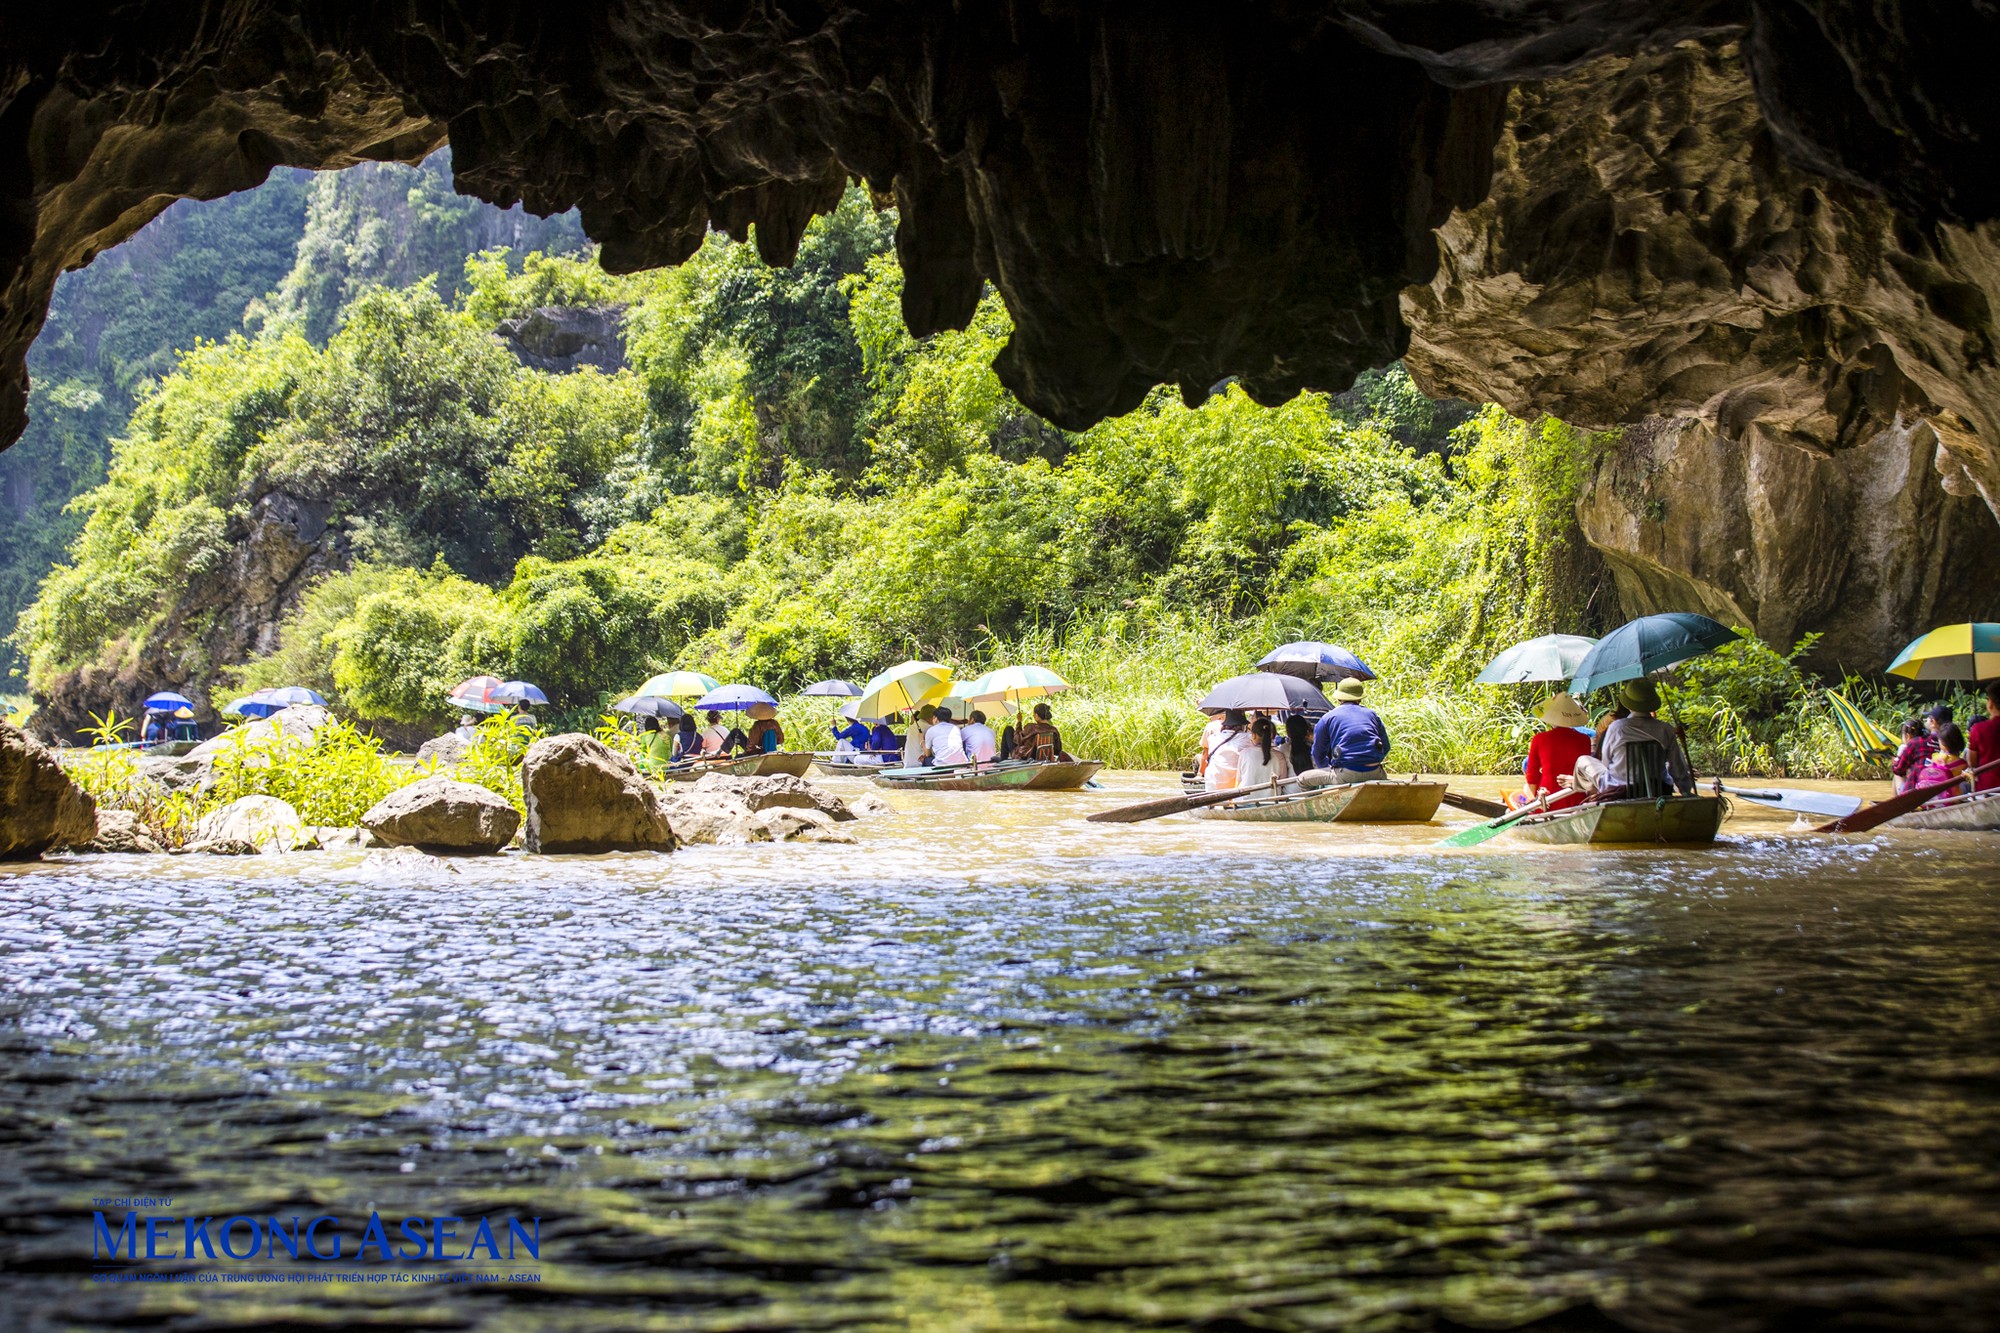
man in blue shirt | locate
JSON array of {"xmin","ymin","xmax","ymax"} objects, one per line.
[{"xmin": 1310, "ymin": 677, "xmax": 1391, "ymax": 780}]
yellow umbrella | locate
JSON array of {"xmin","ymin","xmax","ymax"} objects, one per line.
[
  {"xmin": 855, "ymin": 661, "xmax": 954, "ymax": 719},
  {"xmin": 635, "ymin": 670, "xmax": 722, "ymax": 699},
  {"xmin": 1886, "ymin": 622, "xmax": 2000, "ymax": 682}
]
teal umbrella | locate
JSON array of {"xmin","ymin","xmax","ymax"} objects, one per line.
[
  {"xmin": 1569, "ymin": 614, "xmax": 1739, "ymax": 695},
  {"xmin": 1475, "ymin": 634, "xmax": 1599, "ymax": 685}
]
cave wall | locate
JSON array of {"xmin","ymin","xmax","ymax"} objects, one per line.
[
  {"xmin": 1576, "ymin": 416, "xmax": 2000, "ymax": 670},
  {"xmin": 4, "ymin": 3, "xmax": 1998, "ymax": 669},
  {"xmin": 7, "ymin": 3, "xmax": 2000, "ymax": 448},
  {"xmin": 1403, "ymin": 39, "xmax": 2000, "ymax": 517}
]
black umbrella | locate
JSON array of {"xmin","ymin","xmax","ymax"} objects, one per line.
[
  {"xmin": 1196, "ymin": 673, "xmax": 1332, "ymax": 714},
  {"xmin": 613, "ymin": 695, "xmax": 686, "ymax": 720}
]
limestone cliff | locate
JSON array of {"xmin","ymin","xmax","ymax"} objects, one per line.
[{"xmin": 1574, "ymin": 417, "xmax": 2000, "ymax": 670}]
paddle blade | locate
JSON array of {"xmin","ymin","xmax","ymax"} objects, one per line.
[
  {"xmin": 1817, "ymin": 757, "xmax": 1999, "ymax": 833},
  {"xmin": 1727, "ymin": 787, "xmax": 1863, "ymax": 818},
  {"xmin": 1439, "ymin": 818, "xmax": 1521, "ymax": 848}
]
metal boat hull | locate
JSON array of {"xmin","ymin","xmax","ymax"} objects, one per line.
[
  {"xmin": 1887, "ymin": 790, "xmax": 2000, "ymax": 831},
  {"xmin": 1503, "ymin": 795, "xmax": 1725, "ymax": 845},
  {"xmin": 873, "ymin": 760, "xmax": 1104, "ymax": 792},
  {"xmin": 1195, "ymin": 780, "xmax": 1446, "ymax": 823}
]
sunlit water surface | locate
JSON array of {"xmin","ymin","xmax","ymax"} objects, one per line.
[{"xmin": 3, "ymin": 773, "xmax": 1997, "ymax": 1331}]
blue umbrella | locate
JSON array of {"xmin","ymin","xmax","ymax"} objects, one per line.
[
  {"xmin": 1256, "ymin": 641, "xmax": 1376, "ymax": 682},
  {"xmin": 1569, "ymin": 613, "xmax": 1740, "ymax": 695},
  {"xmin": 694, "ymin": 684, "xmax": 778, "ymax": 711},
  {"xmin": 801, "ymin": 679, "xmax": 864, "ymax": 697},
  {"xmin": 143, "ymin": 691, "xmax": 194, "ymax": 711},
  {"xmin": 259, "ymin": 685, "xmax": 327, "ymax": 707},
  {"xmin": 491, "ymin": 681, "xmax": 548, "ymax": 706}
]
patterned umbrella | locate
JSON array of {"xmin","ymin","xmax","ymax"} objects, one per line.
[
  {"xmin": 446, "ymin": 675, "xmax": 507, "ymax": 714},
  {"xmin": 1886, "ymin": 622, "xmax": 2000, "ymax": 682},
  {"xmin": 635, "ymin": 670, "xmax": 722, "ymax": 699},
  {"xmin": 1255, "ymin": 641, "xmax": 1376, "ymax": 682},
  {"xmin": 853, "ymin": 661, "xmax": 954, "ymax": 720}
]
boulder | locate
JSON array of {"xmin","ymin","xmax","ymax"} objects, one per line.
[
  {"xmin": 521, "ymin": 733, "xmax": 677, "ymax": 854},
  {"xmin": 691, "ymin": 773, "xmax": 856, "ymax": 820},
  {"xmin": 847, "ymin": 792, "xmax": 894, "ymax": 819},
  {"xmin": 656, "ymin": 787, "xmax": 772, "ymax": 846},
  {"xmin": 85, "ymin": 809, "xmax": 163, "ymax": 854},
  {"xmin": 415, "ymin": 733, "xmax": 469, "ymax": 768},
  {"xmin": 192, "ymin": 795, "xmax": 306, "ymax": 854},
  {"xmin": 189, "ymin": 704, "xmax": 333, "ymax": 760},
  {"xmin": 755, "ymin": 806, "xmax": 859, "ymax": 845},
  {"xmin": 310, "ymin": 827, "xmax": 379, "ymax": 851},
  {"xmin": 1, "ymin": 720, "xmax": 98, "ymax": 859},
  {"xmin": 362, "ymin": 778, "xmax": 519, "ymax": 854}
]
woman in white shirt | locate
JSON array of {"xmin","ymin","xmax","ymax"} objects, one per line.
[{"xmin": 1235, "ymin": 715, "xmax": 1294, "ymax": 790}]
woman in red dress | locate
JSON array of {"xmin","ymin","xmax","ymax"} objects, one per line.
[{"xmin": 1514, "ymin": 692, "xmax": 1594, "ymax": 811}]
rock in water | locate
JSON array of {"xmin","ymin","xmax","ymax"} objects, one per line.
[
  {"xmin": 655, "ymin": 787, "xmax": 770, "ymax": 845},
  {"xmin": 521, "ymin": 734, "xmax": 677, "ymax": 854},
  {"xmin": 85, "ymin": 809, "xmax": 163, "ymax": 854},
  {"xmin": 0, "ymin": 720, "xmax": 98, "ymax": 859},
  {"xmin": 691, "ymin": 773, "xmax": 856, "ymax": 820},
  {"xmin": 191, "ymin": 795, "xmax": 306, "ymax": 854},
  {"xmin": 363, "ymin": 778, "xmax": 520, "ymax": 854}
]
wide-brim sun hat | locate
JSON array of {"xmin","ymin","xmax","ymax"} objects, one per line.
[
  {"xmin": 1538, "ymin": 692, "xmax": 1589, "ymax": 727},
  {"xmin": 747, "ymin": 702, "xmax": 778, "ymax": 721},
  {"xmin": 1619, "ymin": 679, "xmax": 1662, "ymax": 712},
  {"xmin": 1332, "ymin": 677, "xmax": 1367, "ymax": 703}
]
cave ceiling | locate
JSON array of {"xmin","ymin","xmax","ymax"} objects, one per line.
[{"xmin": 4, "ymin": 2, "xmax": 1999, "ymax": 513}]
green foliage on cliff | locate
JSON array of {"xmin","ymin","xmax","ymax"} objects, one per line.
[{"xmin": 16, "ymin": 179, "xmax": 1631, "ymax": 769}]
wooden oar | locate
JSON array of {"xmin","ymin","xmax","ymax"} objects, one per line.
[
  {"xmin": 1439, "ymin": 790, "xmax": 1508, "ymax": 819},
  {"xmin": 1087, "ymin": 778, "xmax": 1286, "ymax": 825},
  {"xmin": 1437, "ymin": 791, "xmax": 1561, "ymax": 848},
  {"xmin": 1815, "ymin": 757, "xmax": 1999, "ymax": 833}
]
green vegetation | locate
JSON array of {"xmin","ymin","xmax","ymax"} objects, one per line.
[
  {"xmin": 66, "ymin": 710, "xmax": 542, "ymax": 849},
  {"xmin": 12, "ymin": 172, "xmax": 1935, "ymax": 778}
]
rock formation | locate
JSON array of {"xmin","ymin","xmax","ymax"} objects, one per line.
[
  {"xmin": 4, "ymin": 5, "xmax": 1998, "ymax": 656},
  {"xmin": 496, "ymin": 306, "xmax": 628, "ymax": 374},
  {"xmin": 1574, "ymin": 416, "xmax": 2000, "ymax": 668},
  {"xmin": 520, "ymin": 733, "xmax": 678, "ymax": 854},
  {"xmin": 661, "ymin": 773, "xmax": 864, "ymax": 844},
  {"xmin": 188, "ymin": 793, "xmax": 306, "ymax": 854},
  {"xmin": 362, "ymin": 777, "xmax": 520, "ymax": 854},
  {"xmin": 0, "ymin": 719, "xmax": 98, "ymax": 859},
  {"xmin": 7, "ymin": 5, "xmax": 1998, "ymax": 438}
]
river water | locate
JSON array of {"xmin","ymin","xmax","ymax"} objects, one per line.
[{"xmin": 2, "ymin": 773, "xmax": 1997, "ymax": 1331}]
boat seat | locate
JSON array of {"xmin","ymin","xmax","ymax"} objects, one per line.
[{"xmin": 1625, "ymin": 739, "xmax": 1669, "ymax": 799}]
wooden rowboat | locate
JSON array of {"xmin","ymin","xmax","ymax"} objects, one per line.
[
  {"xmin": 1886, "ymin": 789, "xmax": 2000, "ymax": 831},
  {"xmin": 873, "ymin": 759, "xmax": 1104, "ymax": 792},
  {"xmin": 659, "ymin": 751, "xmax": 815, "ymax": 782},
  {"xmin": 1195, "ymin": 779, "xmax": 1446, "ymax": 823},
  {"xmin": 1501, "ymin": 795, "xmax": 1724, "ymax": 846},
  {"xmin": 812, "ymin": 756, "xmax": 899, "ymax": 777}
]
